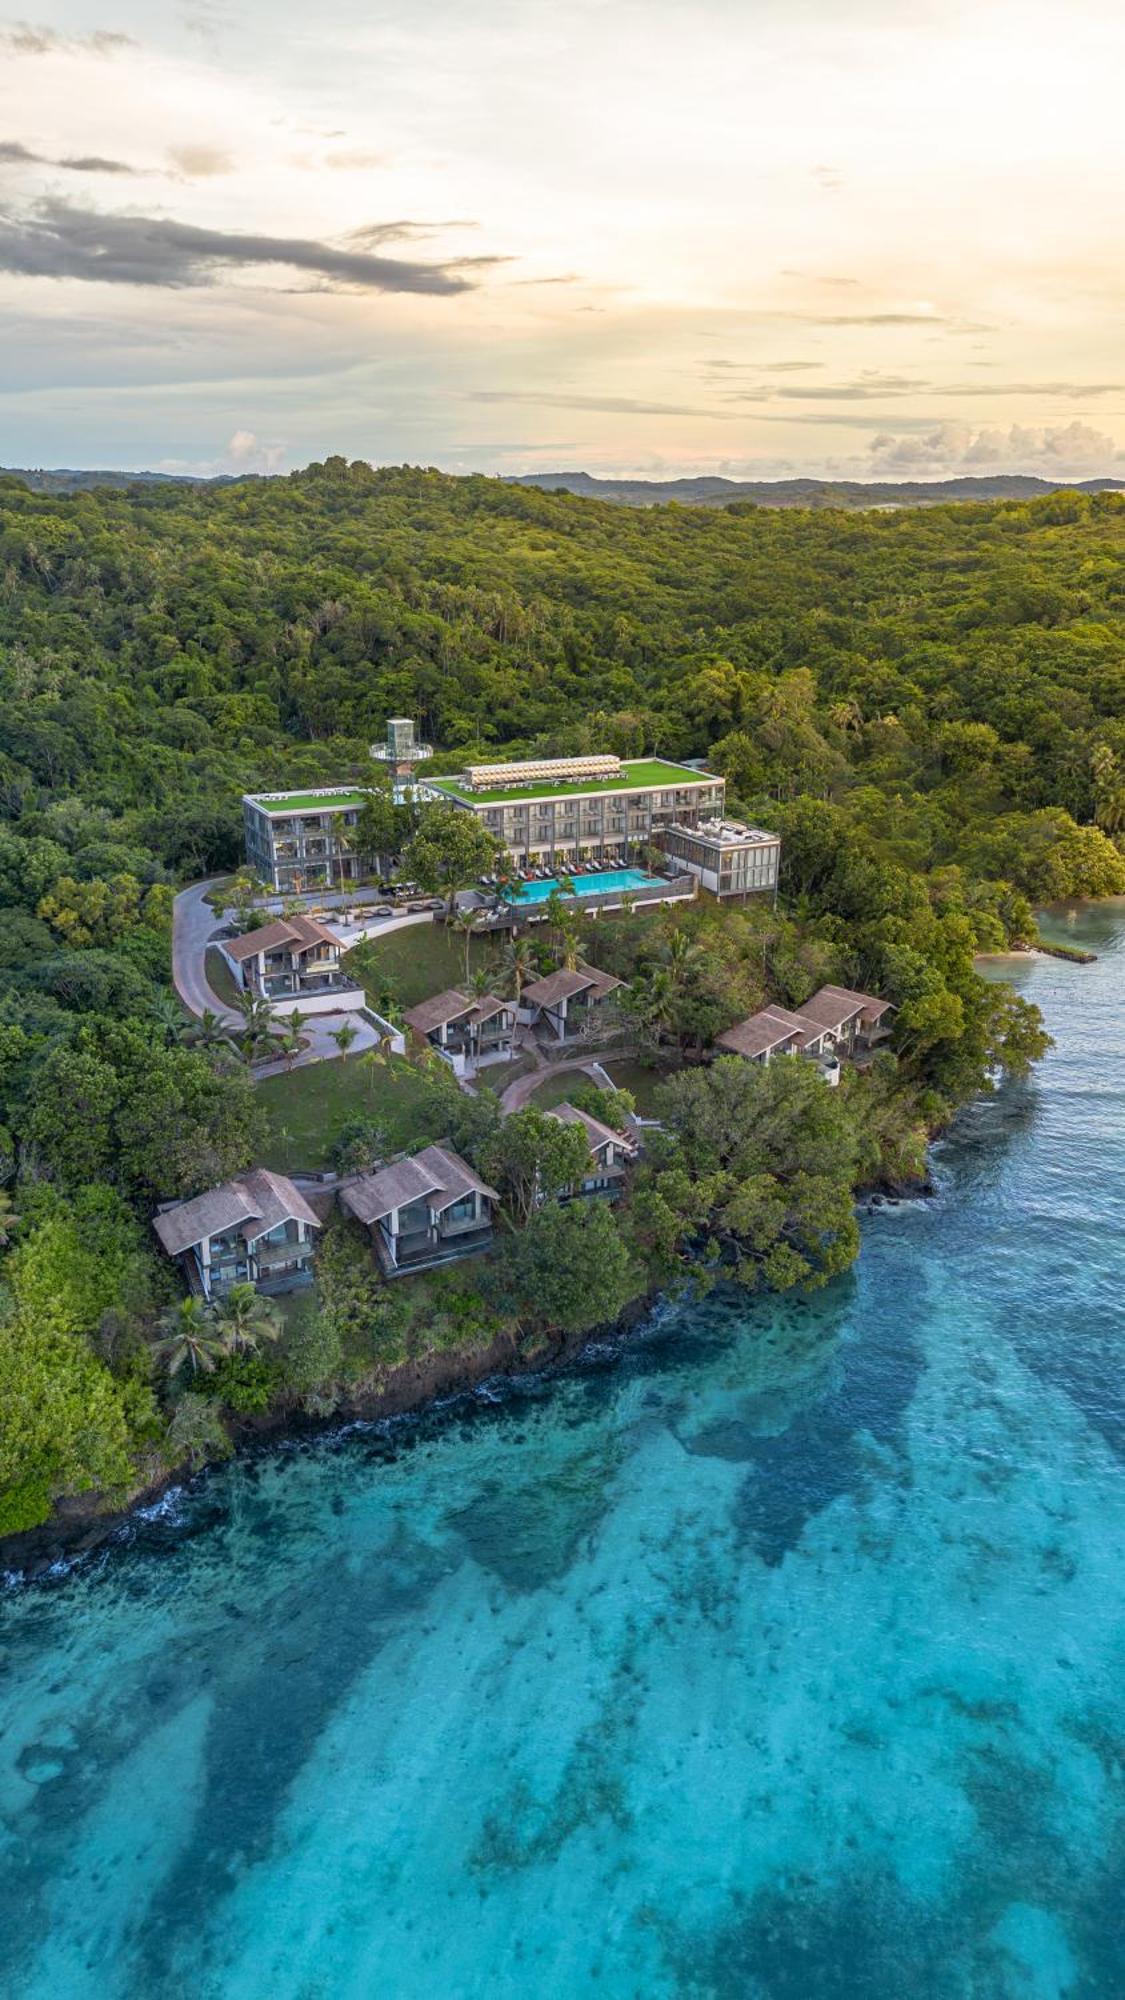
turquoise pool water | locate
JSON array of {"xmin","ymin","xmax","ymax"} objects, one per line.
[
  {"xmin": 504, "ymin": 867, "xmax": 666, "ymax": 903},
  {"xmin": 3, "ymin": 903, "xmax": 1125, "ymax": 1997}
]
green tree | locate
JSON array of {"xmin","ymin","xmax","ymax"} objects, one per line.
[
  {"xmin": 400, "ymin": 804, "xmax": 498, "ymax": 911},
  {"xmin": 491, "ymin": 1200, "xmax": 637, "ymax": 1334},
  {"xmin": 483, "ymin": 1105, "xmax": 591, "ymax": 1226},
  {"xmin": 156, "ymin": 1297, "xmax": 227, "ymax": 1379},
  {"xmin": 213, "ymin": 1281, "xmax": 283, "ymax": 1356}
]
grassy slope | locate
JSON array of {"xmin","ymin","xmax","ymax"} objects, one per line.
[
  {"xmin": 256, "ymin": 1054, "xmax": 455, "ymax": 1172},
  {"xmin": 344, "ymin": 922, "xmax": 507, "ymax": 1009}
]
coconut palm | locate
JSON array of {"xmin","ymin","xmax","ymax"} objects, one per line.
[
  {"xmin": 213, "ymin": 1282, "xmax": 283, "ymax": 1356},
  {"xmin": 0, "ymin": 1189, "xmax": 22, "ymax": 1248},
  {"xmin": 626, "ymin": 966, "xmax": 677, "ymax": 1051},
  {"xmin": 278, "ymin": 1015, "xmax": 304, "ymax": 1073},
  {"xmin": 454, "ymin": 905, "xmax": 486, "ymax": 984},
  {"xmin": 151, "ymin": 990, "xmax": 188, "ymax": 1046},
  {"xmin": 235, "ymin": 989, "xmax": 275, "ymax": 1061},
  {"xmin": 330, "ymin": 1017, "xmax": 360, "ymax": 1056},
  {"xmin": 156, "ymin": 1296, "xmax": 227, "ymax": 1379},
  {"xmin": 189, "ymin": 1007, "xmax": 231, "ymax": 1051},
  {"xmin": 502, "ymin": 935, "xmax": 537, "ymax": 1062}
]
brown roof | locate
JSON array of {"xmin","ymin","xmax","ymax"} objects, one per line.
[
  {"xmin": 153, "ymin": 1169, "xmax": 322, "ymax": 1258},
  {"xmin": 225, "ymin": 914, "xmax": 339, "ymax": 963},
  {"xmin": 341, "ymin": 1157, "xmax": 445, "ymax": 1225},
  {"xmin": 522, "ymin": 962, "xmax": 622, "ymax": 1009},
  {"xmin": 403, "ymin": 988, "xmax": 510, "ymax": 1036},
  {"xmin": 715, "ymin": 1005, "xmax": 824, "ymax": 1060},
  {"xmin": 548, "ymin": 1102, "xmax": 634, "ymax": 1157},
  {"xmin": 403, "ymin": 987, "xmax": 475, "ymax": 1035},
  {"xmin": 340, "ymin": 1144, "xmax": 499, "ymax": 1226},
  {"xmin": 798, "ymin": 985, "xmax": 893, "ymax": 1034}
]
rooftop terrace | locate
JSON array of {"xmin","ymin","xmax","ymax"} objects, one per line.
[
  {"xmin": 247, "ymin": 789, "xmax": 374, "ymax": 816},
  {"xmin": 429, "ymin": 758, "xmax": 718, "ymax": 805}
]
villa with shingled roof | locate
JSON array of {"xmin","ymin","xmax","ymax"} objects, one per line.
[
  {"xmin": 340, "ymin": 1144, "xmax": 500, "ymax": 1275},
  {"xmin": 153, "ymin": 1169, "xmax": 322, "ymax": 1299}
]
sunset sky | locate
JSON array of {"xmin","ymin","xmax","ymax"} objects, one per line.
[{"xmin": 2, "ymin": 0, "xmax": 1123, "ymax": 481}]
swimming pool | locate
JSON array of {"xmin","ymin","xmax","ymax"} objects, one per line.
[{"xmin": 503, "ymin": 867, "xmax": 667, "ymax": 904}]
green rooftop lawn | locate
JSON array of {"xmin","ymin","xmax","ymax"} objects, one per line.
[
  {"xmin": 254, "ymin": 789, "xmax": 373, "ymax": 816},
  {"xmin": 256, "ymin": 1052, "xmax": 454, "ymax": 1173},
  {"xmin": 429, "ymin": 758, "xmax": 716, "ymax": 805}
]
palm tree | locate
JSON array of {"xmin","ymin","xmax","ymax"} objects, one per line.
[
  {"xmin": 189, "ymin": 1007, "xmax": 231, "ymax": 1051},
  {"xmin": 627, "ymin": 966, "xmax": 677, "ymax": 1051},
  {"xmin": 235, "ymin": 989, "xmax": 275, "ymax": 1061},
  {"xmin": 151, "ymin": 990, "xmax": 188, "ymax": 1046},
  {"xmin": 156, "ymin": 1296, "xmax": 227, "ymax": 1379},
  {"xmin": 361, "ymin": 1039, "xmax": 391, "ymax": 1102},
  {"xmin": 330, "ymin": 1018, "xmax": 360, "ymax": 1057},
  {"xmin": 466, "ymin": 965, "xmax": 496, "ymax": 999},
  {"xmin": 213, "ymin": 1282, "xmax": 283, "ymax": 1356},
  {"xmin": 454, "ymin": 906, "xmax": 486, "ymax": 984},
  {"xmin": 0, "ymin": 1189, "xmax": 21, "ymax": 1248},
  {"xmin": 502, "ymin": 936, "xmax": 537, "ymax": 1062},
  {"xmin": 278, "ymin": 1014, "xmax": 304, "ymax": 1073}
]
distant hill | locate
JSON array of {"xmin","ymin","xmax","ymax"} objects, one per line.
[
  {"xmin": 0, "ymin": 467, "xmax": 240, "ymax": 494},
  {"xmin": 5, "ymin": 463, "xmax": 1124, "ymax": 509},
  {"xmin": 507, "ymin": 470, "xmax": 1125, "ymax": 510}
]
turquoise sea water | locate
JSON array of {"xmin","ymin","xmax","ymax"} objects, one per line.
[
  {"xmin": 504, "ymin": 867, "xmax": 665, "ymax": 903},
  {"xmin": 3, "ymin": 903, "xmax": 1125, "ymax": 1999}
]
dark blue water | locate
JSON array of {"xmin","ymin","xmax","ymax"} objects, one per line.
[{"xmin": 3, "ymin": 904, "xmax": 1125, "ymax": 1999}]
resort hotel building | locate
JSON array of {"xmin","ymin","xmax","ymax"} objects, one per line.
[
  {"xmin": 427, "ymin": 754, "xmax": 781, "ymax": 899},
  {"xmin": 243, "ymin": 738, "xmax": 781, "ymax": 903},
  {"xmin": 243, "ymin": 719, "xmax": 434, "ymax": 892}
]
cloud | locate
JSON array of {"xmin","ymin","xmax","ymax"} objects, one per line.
[
  {"xmin": 0, "ymin": 139, "xmax": 138, "ymax": 174},
  {"xmin": 0, "ymin": 198, "xmax": 489, "ymax": 293},
  {"xmin": 776, "ymin": 377, "xmax": 1123, "ymax": 402},
  {"xmin": 0, "ymin": 24, "xmax": 135, "ymax": 55},
  {"xmin": 469, "ymin": 389, "xmax": 723, "ymax": 417},
  {"xmin": 166, "ymin": 145, "xmax": 234, "ymax": 178},
  {"xmin": 867, "ymin": 420, "xmax": 1125, "ymax": 477}
]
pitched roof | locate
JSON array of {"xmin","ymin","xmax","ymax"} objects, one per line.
[
  {"xmin": 153, "ymin": 1169, "xmax": 321, "ymax": 1258},
  {"xmin": 715, "ymin": 1005, "xmax": 824, "ymax": 1060},
  {"xmin": 798, "ymin": 984, "xmax": 893, "ymax": 1033},
  {"xmin": 522, "ymin": 962, "xmax": 623, "ymax": 1008},
  {"xmin": 340, "ymin": 1144, "xmax": 499, "ymax": 1226},
  {"xmin": 224, "ymin": 914, "xmax": 340, "ymax": 963},
  {"xmin": 548, "ymin": 1102, "xmax": 634, "ymax": 1156},
  {"xmin": 340, "ymin": 1156, "xmax": 445, "ymax": 1225},
  {"xmin": 403, "ymin": 988, "xmax": 510, "ymax": 1036},
  {"xmin": 403, "ymin": 987, "xmax": 475, "ymax": 1035}
]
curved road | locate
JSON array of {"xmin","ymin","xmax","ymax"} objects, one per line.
[{"xmin": 172, "ymin": 879, "xmax": 240, "ymax": 1023}]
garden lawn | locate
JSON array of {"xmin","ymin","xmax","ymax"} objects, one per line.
[
  {"xmin": 205, "ymin": 946, "xmax": 242, "ymax": 1008},
  {"xmin": 256, "ymin": 1053, "xmax": 456, "ymax": 1173},
  {"xmin": 344, "ymin": 921, "xmax": 506, "ymax": 1010},
  {"xmin": 598, "ymin": 1058, "xmax": 677, "ymax": 1118}
]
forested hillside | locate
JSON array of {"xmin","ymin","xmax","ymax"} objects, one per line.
[{"xmin": 1, "ymin": 457, "xmax": 1123, "ymax": 1542}]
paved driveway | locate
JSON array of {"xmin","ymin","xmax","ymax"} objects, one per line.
[{"xmin": 172, "ymin": 880, "xmax": 240, "ymax": 1022}]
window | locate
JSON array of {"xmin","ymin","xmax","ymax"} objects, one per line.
[{"xmin": 445, "ymin": 1195, "xmax": 476, "ymax": 1223}]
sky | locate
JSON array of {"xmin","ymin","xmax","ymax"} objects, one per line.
[{"xmin": 1, "ymin": 0, "xmax": 1123, "ymax": 483}]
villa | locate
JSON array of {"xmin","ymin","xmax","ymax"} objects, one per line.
[
  {"xmin": 403, "ymin": 987, "xmax": 517, "ymax": 1075},
  {"xmin": 153, "ymin": 1168, "xmax": 322, "ymax": 1299},
  {"xmin": 794, "ymin": 985, "xmax": 894, "ymax": 1052},
  {"xmin": 547, "ymin": 1103, "xmax": 637, "ymax": 1200},
  {"xmin": 520, "ymin": 963, "xmax": 623, "ymax": 1041},
  {"xmin": 340, "ymin": 1143, "xmax": 499, "ymax": 1276},
  {"xmin": 221, "ymin": 914, "xmax": 366, "ymax": 1016},
  {"xmin": 716, "ymin": 985, "xmax": 893, "ymax": 1077},
  {"xmin": 715, "ymin": 1004, "xmax": 836, "ymax": 1064}
]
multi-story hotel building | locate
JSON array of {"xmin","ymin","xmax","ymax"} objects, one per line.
[
  {"xmin": 242, "ymin": 786, "xmax": 371, "ymax": 894},
  {"xmin": 427, "ymin": 754, "xmax": 780, "ymax": 898}
]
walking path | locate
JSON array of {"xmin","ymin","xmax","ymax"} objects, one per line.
[{"xmin": 498, "ymin": 1053, "xmax": 610, "ymax": 1114}]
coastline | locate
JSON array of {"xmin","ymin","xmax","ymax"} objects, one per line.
[
  {"xmin": 2, "ymin": 1163, "xmax": 937, "ymax": 1580},
  {"xmin": 1, "ymin": 1296, "xmax": 660, "ymax": 1580}
]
